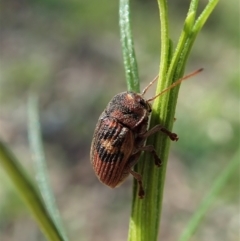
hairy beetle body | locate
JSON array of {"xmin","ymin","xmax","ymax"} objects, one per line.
[{"xmin": 90, "ymin": 92, "xmax": 177, "ymax": 198}]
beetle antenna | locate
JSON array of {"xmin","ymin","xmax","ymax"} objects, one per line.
[
  {"xmin": 141, "ymin": 75, "xmax": 159, "ymax": 96},
  {"xmin": 147, "ymin": 68, "xmax": 203, "ymax": 102}
]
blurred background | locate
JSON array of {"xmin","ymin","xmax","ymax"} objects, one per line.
[{"xmin": 0, "ymin": 0, "xmax": 239, "ymax": 241}]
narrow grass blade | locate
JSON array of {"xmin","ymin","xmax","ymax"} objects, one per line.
[
  {"xmin": 0, "ymin": 141, "xmax": 65, "ymax": 241},
  {"xmin": 119, "ymin": 0, "xmax": 140, "ymax": 92},
  {"xmin": 28, "ymin": 93, "xmax": 69, "ymax": 241},
  {"xmin": 178, "ymin": 150, "xmax": 240, "ymax": 241}
]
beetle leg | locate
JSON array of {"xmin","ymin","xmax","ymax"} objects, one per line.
[
  {"xmin": 139, "ymin": 145, "xmax": 162, "ymax": 167},
  {"xmin": 126, "ymin": 145, "xmax": 162, "ymax": 198},
  {"xmin": 127, "ymin": 145, "xmax": 161, "ymax": 169},
  {"xmin": 129, "ymin": 169, "xmax": 145, "ymax": 198},
  {"xmin": 125, "ymin": 145, "xmax": 162, "ymax": 198},
  {"xmin": 140, "ymin": 124, "xmax": 178, "ymax": 141}
]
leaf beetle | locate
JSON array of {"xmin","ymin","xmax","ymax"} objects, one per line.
[{"xmin": 90, "ymin": 69, "xmax": 203, "ymax": 198}]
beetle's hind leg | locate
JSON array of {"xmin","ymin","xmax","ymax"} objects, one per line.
[
  {"xmin": 139, "ymin": 145, "xmax": 162, "ymax": 167},
  {"xmin": 125, "ymin": 153, "xmax": 145, "ymax": 198},
  {"xmin": 125, "ymin": 149, "xmax": 160, "ymax": 198},
  {"xmin": 129, "ymin": 169, "xmax": 145, "ymax": 198}
]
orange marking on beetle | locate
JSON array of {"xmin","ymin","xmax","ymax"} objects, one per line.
[{"xmin": 100, "ymin": 139, "xmax": 119, "ymax": 154}]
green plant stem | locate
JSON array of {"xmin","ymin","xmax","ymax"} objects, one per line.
[
  {"xmin": 127, "ymin": 0, "xmax": 219, "ymax": 240},
  {"xmin": 128, "ymin": 1, "xmax": 170, "ymax": 240},
  {"xmin": 0, "ymin": 141, "xmax": 65, "ymax": 241},
  {"xmin": 178, "ymin": 150, "xmax": 240, "ymax": 241},
  {"xmin": 28, "ymin": 93, "xmax": 69, "ymax": 241}
]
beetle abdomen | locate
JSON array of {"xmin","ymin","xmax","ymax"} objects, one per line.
[{"xmin": 90, "ymin": 117, "xmax": 134, "ymax": 187}]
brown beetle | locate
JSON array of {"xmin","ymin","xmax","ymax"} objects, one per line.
[{"xmin": 90, "ymin": 69, "xmax": 203, "ymax": 198}]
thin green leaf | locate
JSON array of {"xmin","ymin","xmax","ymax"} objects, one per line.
[
  {"xmin": 174, "ymin": 0, "xmax": 219, "ymax": 78},
  {"xmin": 193, "ymin": 0, "xmax": 219, "ymax": 33},
  {"xmin": 119, "ymin": 0, "xmax": 140, "ymax": 92},
  {"xmin": 157, "ymin": 0, "xmax": 170, "ymax": 85},
  {"xmin": 178, "ymin": 150, "xmax": 240, "ymax": 241},
  {"xmin": 0, "ymin": 141, "xmax": 65, "ymax": 241},
  {"xmin": 28, "ymin": 93, "xmax": 69, "ymax": 241},
  {"xmin": 166, "ymin": 11, "xmax": 195, "ymax": 82},
  {"xmin": 188, "ymin": 0, "xmax": 199, "ymax": 17}
]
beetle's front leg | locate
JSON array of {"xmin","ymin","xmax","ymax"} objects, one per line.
[{"xmin": 141, "ymin": 124, "xmax": 178, "ymax": 141}]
